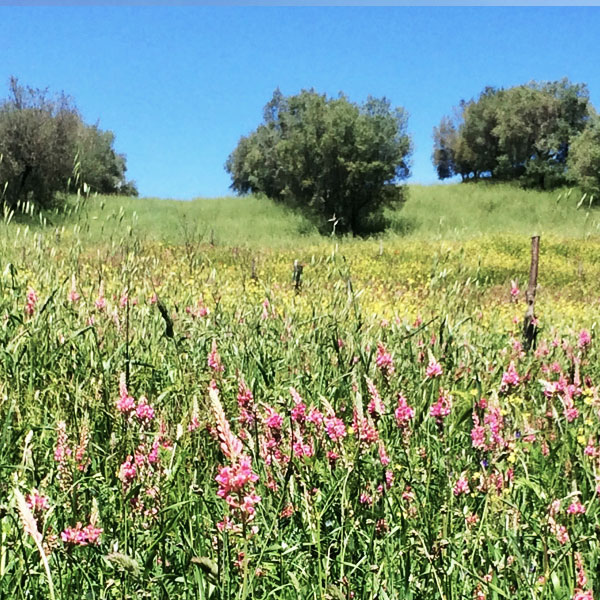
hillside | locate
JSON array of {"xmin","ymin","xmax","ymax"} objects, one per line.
[{"xmin": 24, "ymin": 183, "xmax": 600, "ymax": 249}]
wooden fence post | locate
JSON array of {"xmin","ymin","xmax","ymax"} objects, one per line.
[
  {"xmin": 523, "ymin": 235, "xmax": 540, "ymax": 351},
  {"xmin": 293, "ymin": 259, "xmax": 303, "ymax": 292}
]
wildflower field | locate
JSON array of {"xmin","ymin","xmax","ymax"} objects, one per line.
[{"xmin": 2, "ymin": 195, "xmax": 600, "ymax": 599}]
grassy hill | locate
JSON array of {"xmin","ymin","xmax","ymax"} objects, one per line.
[{"xmin": 11, "ymin": 182, "xmax": 599, "ymax": 248}]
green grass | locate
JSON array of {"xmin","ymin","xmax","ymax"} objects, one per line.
[
  {"xmin": 46, "ymin": 193, "xmax": 322, "ymax": 248},
  {"xmin": 388, "ymin": 183, "xmax": 600, "ymax": 240},
  {"xmin": 29, "ymin": 182, "xmax": 600, "ymax": 249}
]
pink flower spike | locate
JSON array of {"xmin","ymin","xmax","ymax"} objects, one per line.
[
  {"xmin": 567, "ymin": 500, "xmax": 586, "ymax": 515},
  {"xmin": 375, "ymin": 342, "xmax": 395, "ymax": 376},
  {"xmin": 25, "ymin": 287, "xmax": 38, "ymax": 317},
  {"xmin": 572, "ymin": 591, "xmax": 594, "ymax": 600},
  {"xmin": 500, "ymin": 361, "xmax": 520, "ymax": 393},
  {"xmin": 26, "ymin": 490, "xmax": 49, "ymax": 513},
  {"xmin": 324, "ymin": 416, "xmax": 346, "ymax": 442},
  {"xmin": 116, "ymin": 373, "xmax": 136, "ymax": 414},
  {"xmin": 135, "ymin": 396, "xmax": 155, "ymax": 424},
  {"xmin": 426, "ymin": 358, "xmax": 442, "ymax": 378},
  {"xmin": 453, "ymin": 475, "xmax": 470, "ymax": 496},
  {"xmin": 578, "ymin": 329, "xmax": 591, "ymax": 349},
  {"xmin": 208, "ymin": 339, "xmax": 224, "ymax": 373},
  {"xmin": 430, "ymin": 390, "xmax": 452, "ymax": 424},
  {"xmin": 68, "ymin": 275, "xmax": 80, "ymax": 303},
  {"xmin": 395, "ymin": 394, "xmax": 415, "ymax": 428}
]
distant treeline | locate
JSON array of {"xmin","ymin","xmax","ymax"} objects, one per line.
[
  {"xmin": 3, "ymin": 76, "xmax": 600, "ymax": 234},
  {"xmin": 433, "ymin": 79, "xmax": 599, "ymax": 195},
  {"xmin": 0, "ymin": 77, "xmax": 137, "ymax": 210}
]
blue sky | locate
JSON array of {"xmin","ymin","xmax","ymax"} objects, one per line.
[{"xmin": 1, "ymin": 6, "xmax": 599, "ymax": 199}]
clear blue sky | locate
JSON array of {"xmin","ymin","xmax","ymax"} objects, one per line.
[{"xmin": 1, "ymin": 6, "xmax": 599, "ymax": 199}]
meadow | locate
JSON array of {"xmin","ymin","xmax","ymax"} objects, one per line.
[{"xmin": 1, "ymin": 184, "xmax": 599, "ymax": 599}]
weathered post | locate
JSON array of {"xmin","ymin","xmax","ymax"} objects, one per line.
[
  {"xmin": 293, "ymin": 259, "xmax": 303, "ymax": 292},
  {"xmin": 251, "ymin": 257, "xmax": 257, "ymax": 281},
  {"xmin": 523, "ymin": 235, "xmax": 540, "ymax": 351}
]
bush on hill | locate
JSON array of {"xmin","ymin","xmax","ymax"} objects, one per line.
[
  {"xmin": 433, "ymin": 79, "xmax": 592, "ymax": 189},
  {"xmin": 226, "ymin": 88, "xmax": 412, "ymax": 235},
  {"xmin": 0, "ymin": 77, "xmax": 137, "ymax": 210}
]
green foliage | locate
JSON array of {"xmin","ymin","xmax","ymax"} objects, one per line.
[
  {"xmin": 568, "ymin": 116, "xmax": 600, "ymax": 199},
  {"xmin": 226, "ymin": 88, "xmax": 412, "ymax": 235},
  {"xmin": 74, "ymin": 125, "xmax": 137, "ymax": 197},
  {"xmin": 433, "ymin": 79, "xmax": 591, "ymax": 189},
  {"xmin": 0, "ymin": 77, "xmax": 136, "ymax": 210}
]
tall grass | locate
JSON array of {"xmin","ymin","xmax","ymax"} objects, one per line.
[
  {"xmin": 0, "ymin": 184, "xmax": 599, "ymax": 599},
  {"xmin": 27, "ymin": 182, "xmax": 600, "ymax": 249},
  {"xmin": 387, "ymin": 183, "xmax": 600, "ymax": 240}
]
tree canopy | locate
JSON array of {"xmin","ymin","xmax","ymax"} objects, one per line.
[
  {"xmin": 568, "ymin": 115, "xmax": 600, "ymax": 199},
  {"xmin": 226, "ymin": 89, "xmax": 411, "ymax": 235},
  {"xmin": 433, "ymin": 79, "xmax": 592, "ymax": 189},
  {"xmin": 0, "ymin": 77, "xmax": 137, "ymax": 209}
]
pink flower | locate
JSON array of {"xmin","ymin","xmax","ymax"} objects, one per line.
[
  {"xmin": 135, "ymin": 396, "xmax": 155, "ymax": 424},
  {"xmin": 26, "ymin": 490, "xmax": 49, "ymax": 513},
  {"xmin": 385, "ymin": 469, "xmax": 394, "ymax": 488},
  {"xmin": 215, "ymin": 453, "xmax": 261, "ymax": 526},
  {"xmin": 54, "ymin": 421, "xmax": 72, "ymax": 463},
  {"xmin": 326, "ymin": 450, "xmax": 340, "ymax": 466},
  {"xmin": 289, "ymin": 387, "xmax": 307, "ymax": 423},
  {"xmin": 68, "ymin": 275, "xmax": 80, "ymax": 303},
  {"xmin": 510, "ymin": 279, "xmax": 519, "ymax": 299},
  {"xmin": 359, "ymin": 492, "xmax": 373, "ymax": 506},
  {"xmin": 575, "ymin": 552, "xmax": 588, "ymax": 589},
  {"xmin": 394, "ymin": 394, "xmax": 415, "ymax": 428},
  {"xmin": 208, "ymin": 339, "xmax": 224, "ymax": 373},
  {"xmin": 500, "ymin": 361, "xmax": 520, "ymax": 392},
  {"xmin": 375, "ymin": 342, "xmax": 395, "ymax": 376},
  {"xmin": 264, "ymin": 406, "xmax": 284, "ymax": 430},
  {"xmin": 119, "ymin": 456, "xmax": 137, "ymax": 485},
  {"xmin": 116, "ymin": 373, "xmax": 136, "ymax": 414},
  {"xmin": 453, "ymin": 475, "xmax": 470, "ymax": 496},
  {"xmin": 573, "ymin": 591, "xmax": 594, "ymax": 600},
  {"xmin": 425, "ymin": 358, "xmax": 442, "ymax": 378},
  {"xmin": 307, "ymin": 407, "xmax": 324, "ymax": 428},
  {"xmin": 25, "ymin": 287, "xmax": 37, "ymax": 317},
  {"xmin": 324, "ymin": 416, "xmax": 346, "ymax": 442},
  {"xmin": 61, "ymin": 522, "xmax": 102, "ymax": 546},
  {"xmin": 430, "ymin": 390, "xmax": 452, "ymax": 424},
  {"xmin": 353, "ymin": 410, "xmax": 379, "ymax": 445},
  {"xmin": 366, "ymin": 377, "xmax": 385, "ymax": 418},
  {"xmin": 567, "ymin": 501, "xmax": 586, "ymax": 515},
  {"xmin": 471, "ymin": 423, "xmax": 486, "ymax": 449},
  {"xmin": 81, "ymin": 524, "xmax": 103, "ymax": 545},
  {"xmin": 578, "ymin": 329, "xmax": 591, "ymax": 349},
  {"xmin": 378, "ymin": 443, "xmax": 390, "ymax": 466},
  {"xmin": 148, "ymin": 440, "xmax": 160, "ymax": 464},
  {"xmin": 237, "ymin": 379, "xmax": 254, "ymax": 409}
]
